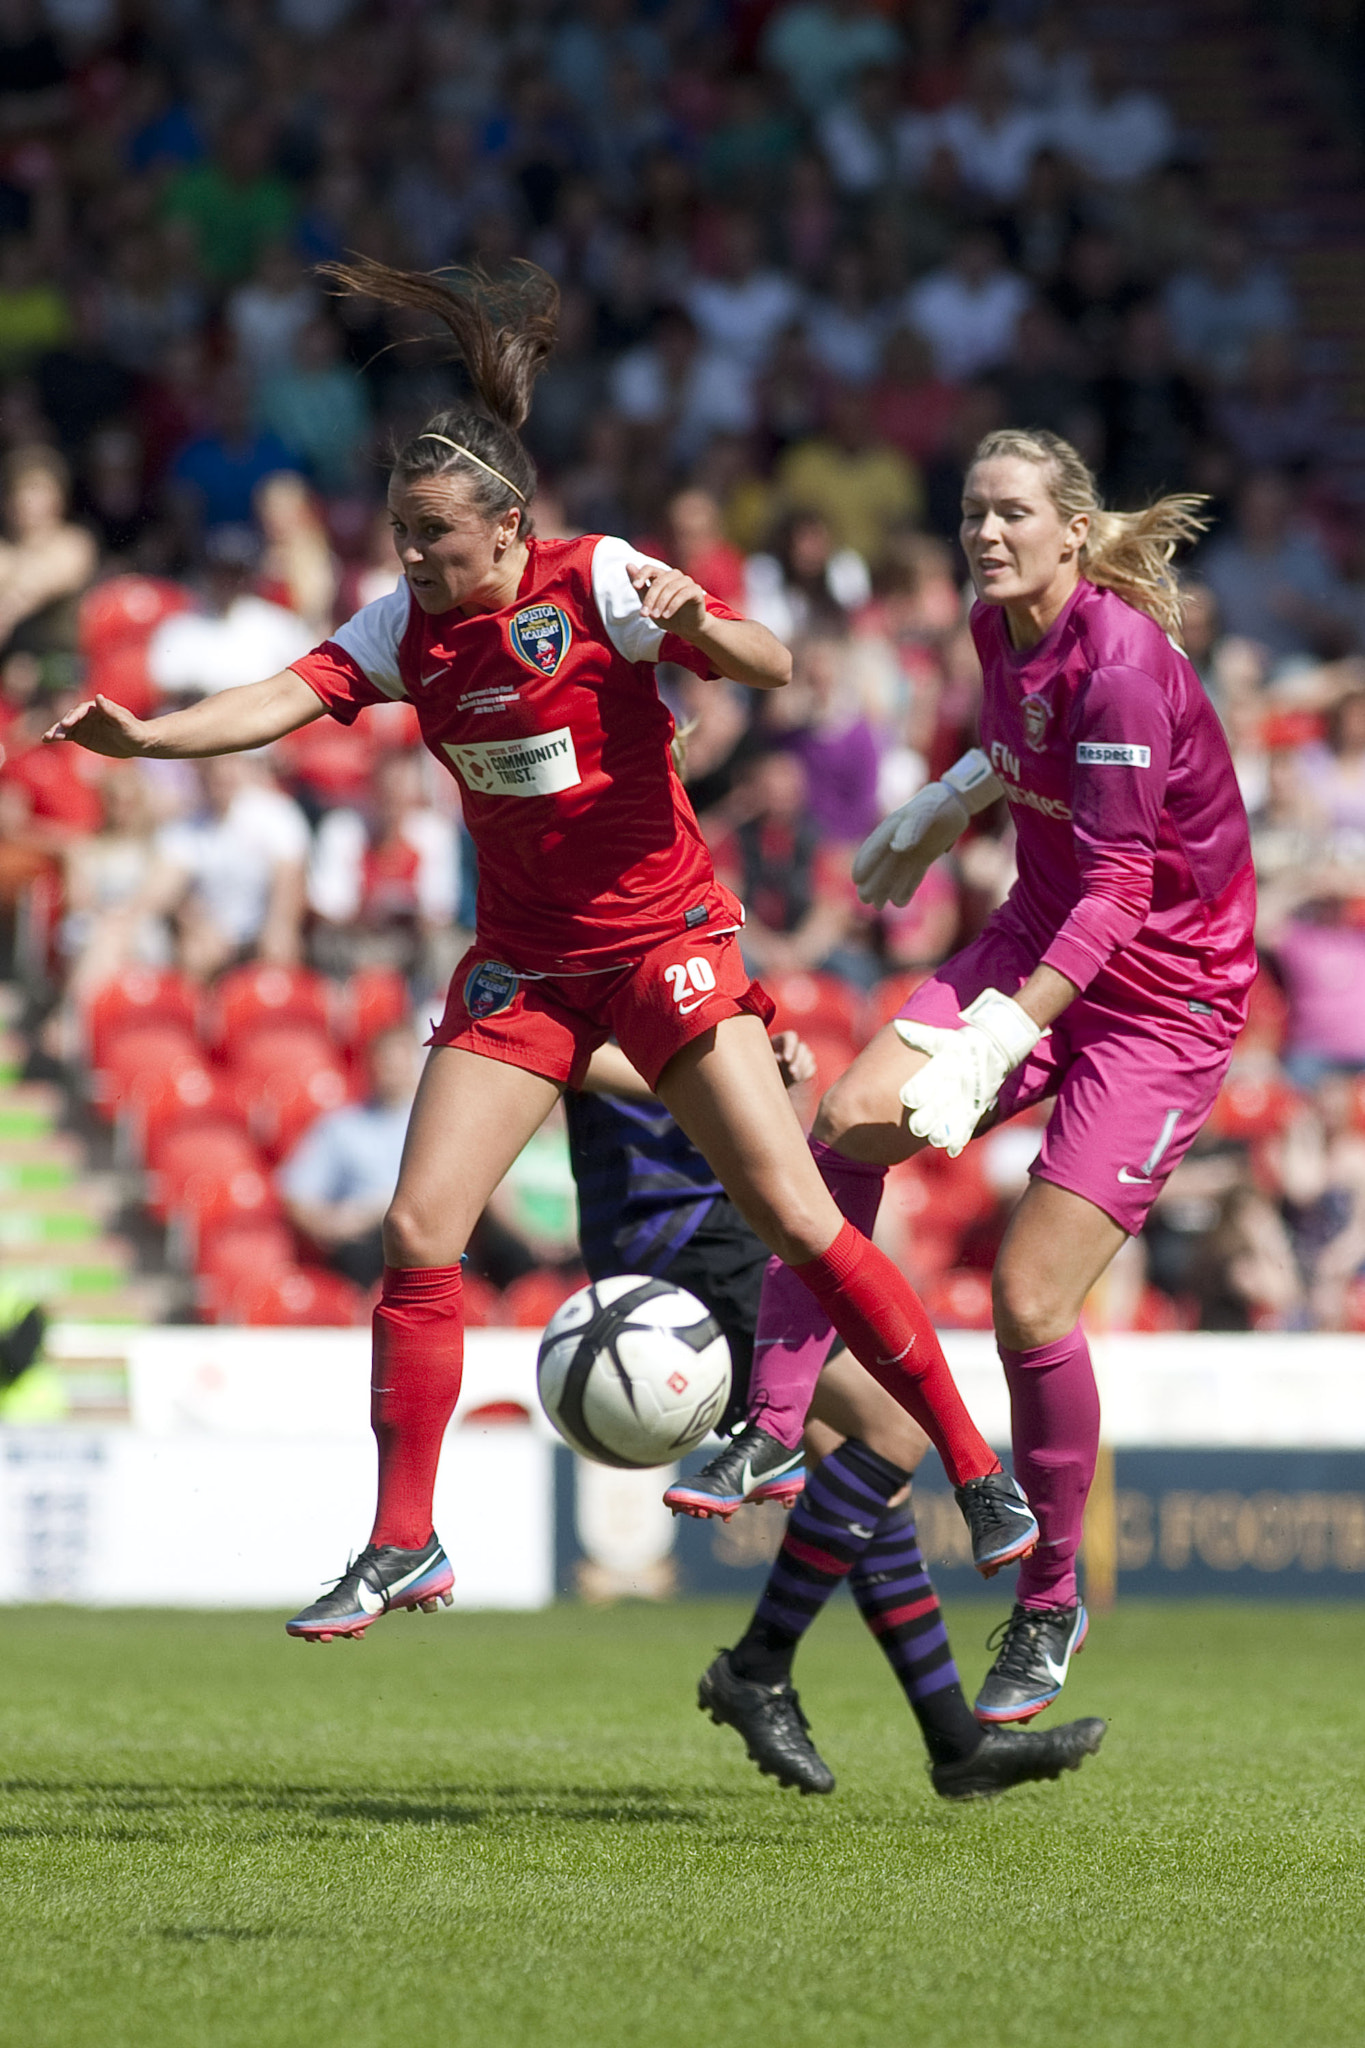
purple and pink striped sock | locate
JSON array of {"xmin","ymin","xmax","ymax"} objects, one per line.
[{"xmin": 849, "ymin": 1499, "xmax": 981, "ymax": 1765}]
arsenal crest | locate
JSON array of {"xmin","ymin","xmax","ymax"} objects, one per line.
[
  {"xmin": 1020, "ymin": 693, "xmax": 1050, "ymax": 751},
  {"xmin": 463, "ymin": 959, "xmax": 520, "ymax": 1019},
  {"xmin": 509, "ymin": 603, "xmax": 571, "ymax": 675}
]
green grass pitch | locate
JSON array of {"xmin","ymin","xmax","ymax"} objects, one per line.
[{"xmin": 0, "ymin": 1600, "xmax": 1362, "ymax": 2047}]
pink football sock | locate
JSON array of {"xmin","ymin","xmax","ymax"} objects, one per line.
[
  {"xmin": 998, "ymin": 1325, "xmax": 1100, "ymax": 1610},
  {"xmin": 747, "ymin": 1139, "xmax": 887, "ymax": 1450}
]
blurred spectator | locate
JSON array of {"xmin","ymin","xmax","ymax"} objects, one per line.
[
  {"xmin": 278, "ymin": 1023, "xmax": 419, "ymax": 1290},
  {"xmin": 101, "ymin": 230, "xmax": 205, "ymax": 374},
  {"xmin": 1198, "ymin": 471, "xmax": 1347, "ymax": 670},
  {"xmin": 744, "ymin": 507, "xmax": 870, "ymax": 644},
  {"xmin": 169, "ymin": 368, "xmax": 302, "ymax": 533},
  {"xmin": 682, "ymin": 211, "xmax": 802, "ymax": 399},
  {"xmin": 258, "ymin": 319, "xmax": 371, "ymax": 498},
  {"xmin": 776, "ymin": 386, "xmax": 921, "ymax": 567},
  {"xmin": 151, "ymin": 754, "xmax": 310, "ymax": 979},
  {"xmin": 33, "ymin": 283, "xmax": 132, "ymax": 460},
  {"xmin": 817, "ymin": 66, "xmax": 901, "ymax": 199},
  {"xmin": 717, "ymin": 748, "xmax": 869, "ymax": 984},
  {"xmin": 933, "ymin": 44, "xmax": 1049, "ymax": 204},
  {"xmin": 761, "ymin": 0, "xmax": 900, "ymax": 115},
  {"xmin": 656, "ymin": 488, "xmax": 746, "ymax": 612},
  {"xmin": 1045, "ymin": 229, "xmax": 1143, "ymax": 379},
  {"xmin": 1270, "ymin": 1081, "xmax": 1365, "ymax": 1329},
  {"xmin": 1096, "ymin": 301, "xmax": 1203, "ymax": 505},
  {"xmin": 147, "ymin": 525, "xmax": 312, "ymax": 700},
  {"xmin": 779, "ymin": 631, "xmax": 881, "ymax": 843},
  {"xmin": 1249, "ymin": 747, "xmax": 1328, "ymax": 882},
  {"xmin": 1213, "ymin": 333, "xmax": 1331, "ymax": 474},
  {"xmin": 77, "ymin": 426, "xmax": 157, "ymax": 563},
  {"xmin": 254, "ymin": 473, "xmax": 338, "ymax": 638},
  {"xmin": 863, "ymin": 333, "xmax": 958, "ymax": 485},
  {"xmin": 671, "ymin": 672, "xmax": 761, "ymax": 821},
  {"xmin": 59, "ymin": 763, "xmax": 169, "ymax": 1001},
  {"xmin": 226, "ymin": 242, "xmax": 320, "ymax": 385},
  {"xmin": 1163, "ymin": 227, "xmax": 1295, "ymax": 386},
  {"xmin": 307, "ymin": 750, "xmax": 459, "ymax": 979},
  {"xmin": 524, "ymin": 288, "xmax": 608, "ymax": 476},
  {"xmin": 803, "ymin": 248, "xmax": 887, "ymax": 386},
  {"xmin": 997, "ymin": 302, "xmax": 1093, "ymax": 447},
  {"xmin": 0, "ymin": 447, "xmax": 96, "ymax": 662},
  {"xmin": 1047, "ymin": 45, "xmax": 1175, "ymax": 187},
  {"xmin": 610, "ymin": 306, "xmax": 754, "ymax": 470},
  {"xmin": 0, "ymin": 235, "xmax": 68, "ymax": 375},
  {"xmin": 1259, "ymin": 858, "xmax": 1365, "ymax": 1086},
  {"xmin": 1297, "ymin": 691, "xmax": 1365, "ymax": 840},
  {"xmin": 1187, "ymin": 1185, "xmax": 1304, "ymax": 1330},
  {"xmin": 905, "ymin": 230, "xmax": 1030, "ymax": 384},
  {"xmin": 160, "ymin": 115, "xmax": 296, "ymax": 287}
]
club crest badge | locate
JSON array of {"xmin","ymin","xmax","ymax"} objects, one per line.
[
  {"xmin": 509, "ymin": 603, "xmax": 571, "ymax": 675},
  {"xmin": 1020, "ymin": 694, "xmax": 1050, "ymax": 751},
  {"xmin": 463, "ymin": 959, "xmax": 519, "ymax": 1019}
]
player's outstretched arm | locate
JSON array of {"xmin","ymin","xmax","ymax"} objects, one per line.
[
  {"xmin": 42, "ymin": 668, "xmax": 327, "ymax": 761},
  {"xmin": 627, "ymin": 562, "xmax": 791, "ymax": 690}
]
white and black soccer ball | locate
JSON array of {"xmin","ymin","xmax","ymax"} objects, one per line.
[{"xmin": 536, "ymin": 1275, "xmax": 732, "ymax": 1469}]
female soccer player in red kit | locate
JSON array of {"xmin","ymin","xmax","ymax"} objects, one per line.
[
  {"xmin": 677, "ymin": 428, "xmax": 1255, "ymax": 1726},
  {"xmin": 44, "ymin": 260, "xmax": 1036, "ymax": 1636}
]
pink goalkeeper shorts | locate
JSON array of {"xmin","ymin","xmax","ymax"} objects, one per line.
[{"xmin": 896, "ymin": 921, "xmax": 1237, "ymax": 1235}]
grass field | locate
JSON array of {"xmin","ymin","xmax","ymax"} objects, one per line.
[{"xmin": 0, "ymin": 1600, "xmax": 1362, "ymax": 2047}]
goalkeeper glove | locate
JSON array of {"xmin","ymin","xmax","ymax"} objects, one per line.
[
  {"xmin": 894, "ymin": 988, "xmax": 1043, "ymax": 1157},
  {"xmin": 851, "ymin": 750, "xmax": 1003, "ymax": 910}
]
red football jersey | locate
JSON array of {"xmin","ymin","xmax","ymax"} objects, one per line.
[{"xmin": 292, "ymin": 534, "xmax": 745, "ymax": 973}]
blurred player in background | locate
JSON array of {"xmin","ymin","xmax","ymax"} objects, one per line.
[
  {"xmin": 676, "ymin": 428, "xmax": 1255, "ymax": 1727},
  {"xmin": 45, "ymin": 259, "xmax": 1036, "ymax": 1647},
  {"xmin": 571, "ymin": 1032, "xmax": 1104, "ymax": 1801}
]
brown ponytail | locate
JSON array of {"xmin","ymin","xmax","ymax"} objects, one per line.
[{"xmin": 322, "ymin": 256, "xmax": 560, "ymax": 519}]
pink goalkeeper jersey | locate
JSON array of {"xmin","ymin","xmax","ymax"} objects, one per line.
[{"xmin": 972, "ymin": 579, "xmax": 1256, "ymax": 1032}]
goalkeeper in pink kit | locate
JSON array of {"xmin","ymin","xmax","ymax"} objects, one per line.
[{"xmin": 669, "ymin": 428, "xmax": 1255, "ymax": 1725}]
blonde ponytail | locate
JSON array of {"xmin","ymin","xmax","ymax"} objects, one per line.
[{"xmin": 970, "ymin": 428, "xmax": 1210, "ymax": 639}]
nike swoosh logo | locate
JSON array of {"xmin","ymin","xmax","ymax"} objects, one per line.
[
  {"xmin": 420, "ymin": 670, "xmax": 445, "ymax": 686},
  {"xmin": 1041, "ymin": 1650, "xmax": 1070, "ymax": 1685},
  {"xmin": 676, "ymin": 993, "xmax": 711, "ymax": 1015},
  {"xmin": 1116, "ymin": 1168, "xmax": 1151, "ymax": 1184},
  {"xmin": 848, "ymin": 1523, "xmax": 875, "ymax": 1540},
  {"xmin": 356, "ymin": 1580, "xmax": 386, "ymax": 1615}
]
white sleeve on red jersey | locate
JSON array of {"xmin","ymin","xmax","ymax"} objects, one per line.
[
  {"xmin": 327, "ymin": 582, "xmax": 413, "ymax": 700},
  {"xmin": 590, "ymin": 536, "xmax": 680, "ymax": 665}
]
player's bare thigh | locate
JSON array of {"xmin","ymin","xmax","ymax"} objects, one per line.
[
  {"xmin": 655, "ymin": 1012, "xmax": 849, "ymax": 1266},
  {"xmin": 811, "ymin": 1022, "xmax": 930, "ymax": 1166},
  {"xmin": 992, "ymin": 1177, "xmax": 1126, "ymax": 1350},
  {"xmin": 383, "ymin": 1045, "xmax": 562, "ymax": 1269}
]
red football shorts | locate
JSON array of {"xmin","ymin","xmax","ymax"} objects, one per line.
[{"xmin": 430, "ymin": 929, "xmax": 775, "ymax": 1091}]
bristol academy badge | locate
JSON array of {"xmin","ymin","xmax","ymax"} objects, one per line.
[
  {"xmin": 1020, "ymin": 693, "xmax": 1050, "ymax": 751},
  {"xmin": 509, "ymin": 603, "xmax": 571, "ymax": 675},
  {"xmin": 463, "ymin": 959, "xmax": 519, "ymax": 1019}
]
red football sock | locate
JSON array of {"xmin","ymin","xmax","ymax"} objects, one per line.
[
  {"xmin": 369, "ymin": 1264, "xmax": 464, "ymax": 1550},
  {"xmin": 792, "ymin": 1222, "xmax": 999, "ymax": 1488}
]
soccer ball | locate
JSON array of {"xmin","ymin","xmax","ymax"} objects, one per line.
[{"xmin": 536, "ymin": 1275, "xmax": 732, "ymax": 1469}]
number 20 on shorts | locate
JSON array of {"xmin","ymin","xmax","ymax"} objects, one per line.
[{"xmin": 664, "ymin": 956, "xmax": 718, "ymax": 1013}]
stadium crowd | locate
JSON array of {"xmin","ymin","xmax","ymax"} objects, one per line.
[{"xmin": 3, "ymin": 0, "xmax": 1365, "ymax": 1333}]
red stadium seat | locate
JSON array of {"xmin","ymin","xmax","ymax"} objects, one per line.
[
  {"xmin": 767, "ymin": 971, "xmax": 862, "ymax": 1046},
  {"xmin": 206, "ymin": 966, "xmax": 334, "ymax": 1050},
  {"xmin": 147, "ymin": 1119, "xmax": 262, "ymax": 1219},
  {"xmin": 138, "ymin": 1071, "xmax": 248, "ymax": 1165},
  {"xmin": 461, "ymin": 1271, "xmax": 505, "ymax": 1328},
  {"xmin": 256, "ymin": 1060, "xmax": 353, "ymax": 1160},
  {"xmin": 862, "ymin": 974, "xmax": 929, "ymax": 1042},
  {"xmin": 924, "ymin": 1268, "xmax": 995, "ymax": 1330},
  {"xmin": 342, "ymin": 967, "xmax": 411, "ymax": 1050},
  {"xmin": 86, "ymin": 970, "xmax": 200, "ymax": 1071},
  {"xmin": 174, "ymin": 1165, "xmax": 284, "ymax": 1258},
  {"xmin": 502, "ymin": 1269, "xmax": 587, "ymax": 1328},
  {"xmin": 1207, "ymin": 1072, "xmax": 1299, "ymax": 1142},
  {"xmin": 196, "ymin": 1219, "xmax": 297, "ymax": 1320},
  {"xmin": 91, "ymin": 1023, "xmax": 203, "ymax": 1118},
  {"xmin": 235, "ymin": 1265, "xmax": 366, "ymax": 1326}
]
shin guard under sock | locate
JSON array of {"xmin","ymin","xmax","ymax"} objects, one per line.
[
  {"xmin": 999, "ymin": 1324, "xmax": 1100, "ymax": 1610},
  {"xmin": 730, "ymin": 1439, "xmax": 910, "ymax": 1685},
  {"xmin": 850, "ymin": 1499, "xmax": 981, "ymax": 1765},
  {"xmin": 369, "ymin": 1263, "xmax": 464, "ymax": 1550},
  {"xmin": 748, "ymin": 1139, "xmax": 888, "ymax": 1451},
  {"xmin": 793, "ymin": 1221, "xmax": 999, "ymax": 1487}
]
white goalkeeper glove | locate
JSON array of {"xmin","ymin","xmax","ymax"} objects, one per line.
[
  {"xmin": 894, "ymin": 988, "xmax": 1043, "ymax": 1157},
  {"xmin": 852, "ymin": 750, "xmax": 1003, "ymax": 910}
]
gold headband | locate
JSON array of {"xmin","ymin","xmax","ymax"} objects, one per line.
[{"xmin": 417, "ymin": 433, "xmax": 526, "ymax": 501}]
